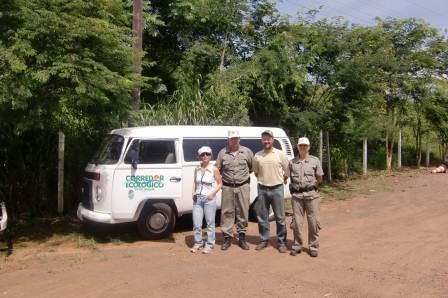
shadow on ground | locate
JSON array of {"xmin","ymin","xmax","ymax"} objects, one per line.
[{"xmin": 5, "ymin": 212, "xmax": 197, "ymax": 252}]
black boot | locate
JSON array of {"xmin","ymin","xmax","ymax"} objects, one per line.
[
  {"xmin": 238, "ymin": 234, "xmax": 250, "ymax": 250},
  {"xmin": 221, "ymin": 237, "xmax": 232, "ymax": 250}
]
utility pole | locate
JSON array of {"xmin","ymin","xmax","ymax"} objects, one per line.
[{"xmin": 132, "ymin": 0, "xmax": 144, "ymax": 108}]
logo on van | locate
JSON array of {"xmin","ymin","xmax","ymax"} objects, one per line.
[{"xmin": 125, "ymin": 175, "xmax": 165, "ymax": 191}]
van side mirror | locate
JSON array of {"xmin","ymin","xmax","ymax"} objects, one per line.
[{"xmin": 131, "ymin": 159, "xmax": 138, "ymax": 170}]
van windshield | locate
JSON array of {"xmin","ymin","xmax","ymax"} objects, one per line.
[{"xmin": 91, "ymin": 134, "xmax": 124, "ymax": 165}]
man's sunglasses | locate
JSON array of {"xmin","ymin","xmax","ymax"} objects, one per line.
[{"xmin": 200, "ymin": 152, "xmax": 211, "ymax": 157}]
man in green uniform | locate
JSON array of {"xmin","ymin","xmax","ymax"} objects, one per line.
[
  {"xmin": 289, "ymin": 137, "xmax": 324, "ymax": 257},
  {"xmin": 216, "ymin": 130, "xmax": 254, "ymax": 250}
]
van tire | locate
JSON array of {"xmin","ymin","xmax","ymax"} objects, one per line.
[
  {"xmin": 137, "ymin": 202, "xmax": 176, "ymax": 240},
  {"xmin": 249, "ymin": 198, "xmax": 275, "ymax": 222}
]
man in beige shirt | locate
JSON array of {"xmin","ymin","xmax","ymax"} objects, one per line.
[{"xmin": 252, "ymin": 130, "xmax": 289, "ymax": 253}]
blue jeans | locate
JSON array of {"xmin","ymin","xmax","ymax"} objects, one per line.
[
  {"xmin": 256, "ymin": 184, "xmax": 287, "ymax": 245},
  {"xmin": 192, "ymin": 195, "xmax": 217, "ymax": 246}
]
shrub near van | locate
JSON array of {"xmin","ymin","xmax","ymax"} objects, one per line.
[{"xmin": 77, "ymin": 126, "xmax": 294, "ymax": 239}]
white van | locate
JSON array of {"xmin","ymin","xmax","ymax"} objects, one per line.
[{"xmin": 77, "ymin": 126, "xmax": 294, "ymax": 239}]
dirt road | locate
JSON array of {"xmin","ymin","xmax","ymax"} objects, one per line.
[{"xmin": 1, "ymin": 170, "xmax": 447, "ymax": 297}]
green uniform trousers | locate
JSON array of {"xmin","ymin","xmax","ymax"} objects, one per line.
[
  {"xmin": 220, "ymin": 183, "xmax": 250, "ymax": 238},
  {"xmin": 290, "ymin": 195, "xmax": 321, "ymax": 253}
]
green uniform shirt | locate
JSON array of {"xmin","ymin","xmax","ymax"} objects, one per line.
[
  {"xmin": 216, "ymin": 146, "xmax": 253, "ymax": 184},
  {"xmin": 289, "ymin": 155, "xmax": 324, "ymax": 199}
]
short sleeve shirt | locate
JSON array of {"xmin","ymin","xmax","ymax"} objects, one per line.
[
  {"xmin": 289, "ymin": 155, "xmax": 324, "ymax": 190},
  {"xmin": 253, "ymin": 148, "xmax": 289, "ymax": 186},
  {"xmin": 215, "ymin": 146, "xmax": 253, "ymax": 184}
]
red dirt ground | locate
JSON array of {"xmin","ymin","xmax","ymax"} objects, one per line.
[{"xmin": 1, "ymin": 170, "xmax": 447, "ymax": 297}]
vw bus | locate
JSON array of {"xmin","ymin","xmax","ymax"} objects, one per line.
[{"xmin": 77, "ymin": 126, "xmax": 294, "ymax": 239}]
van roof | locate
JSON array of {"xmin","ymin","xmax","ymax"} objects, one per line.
[{"xmin": 111, "ymin": 125, "xmax": 289, "ymax": 139}]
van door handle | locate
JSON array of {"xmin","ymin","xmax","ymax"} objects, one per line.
[{"xmin": 169, "ymin": 177, "xmax": 182, "ymax": 182}]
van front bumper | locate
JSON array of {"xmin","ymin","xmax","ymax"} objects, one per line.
[{"xmin": 77, "ymin": 203, "xmax": 116, "ymax": 224}]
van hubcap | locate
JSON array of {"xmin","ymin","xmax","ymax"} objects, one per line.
[{"xmin": 148, "ymin": 213, "xmax": 166, "ymax": 231}]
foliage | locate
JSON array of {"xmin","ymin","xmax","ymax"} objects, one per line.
[
  {"xmin": 0, "ymin": 0, "xmax": 138, "ymax": 216},
  {"xmin": 1, "ymin": 0, "xmax": 448, "ymax": 217}
]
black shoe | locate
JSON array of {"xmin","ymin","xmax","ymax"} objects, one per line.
[
  {"xmin": 238, "ymin": 234, "xmax": 250, "ymax": 250},
  {"xmin": 255, "ymin": 241, "xmax": 269, "ymax": 251},
  {"xmin": 290, "ymin": 249, "xmax": 301, "ymax": 256},
  {"xmin": 221, "ymin": 237, "xmax": 232, "ymax": 251},
  {"xmin": 309, "ymin": 250, "xmax": 318, "ymax": 257},
  {"xmin": 278, "ymin": 245, "xmax": 288, "ymax": 253}
]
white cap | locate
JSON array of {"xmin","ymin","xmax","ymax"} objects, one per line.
[
  {"xmin": 228, "ymin": 130, "xmax": 240, "ymax": 139},
  {"xmin": 198, "ymin": 146, "xmax": 212, "ymax": 155},
  {"xmin": 298, "ymin": 137, "xmax": 310, "ymax": 145}
]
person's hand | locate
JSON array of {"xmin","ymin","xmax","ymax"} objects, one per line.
[{"xmin": 207, "ymin": 193, "xmax": 215, "ymax": 200}]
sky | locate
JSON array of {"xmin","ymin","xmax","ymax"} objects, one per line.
[{"xmin": 276, "ymin": 0, "xmax": 448, "ymax": 32}]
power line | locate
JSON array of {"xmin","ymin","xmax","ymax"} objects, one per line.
[
  {"xmin": 322, "ymin": 0, "xmax": 379, "ymax": 22},
  {"xmin": 354, "ymin": 0, "xmax": 406, "ymax": 19},
  {"xmin": 298, "ymin": 4, "xmax": 374, "ymax": 26},
  {"xmin": 402, "ymin": 0, "xmax": 446, "ymax": 19}
]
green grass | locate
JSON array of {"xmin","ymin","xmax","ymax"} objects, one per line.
[
  {"xmin": 318, "ymin": 169, "xmax": 402, "ymax": 201},
  {"xmin": 76, "ymin": 235, "xmax": 97, "ymax": 250}
]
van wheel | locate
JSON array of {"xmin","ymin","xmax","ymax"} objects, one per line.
[
  {"xmin": 249, "ymin": 198, "xmax": 275, "ymax": 222},
  {"xmin": 137, "ymin": 203, "xmax": 176, "ymax": 240}
]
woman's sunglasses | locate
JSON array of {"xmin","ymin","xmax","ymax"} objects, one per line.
[{"xmin": 200, "ymin": 152, "xmax": 211, "ymax": 157}]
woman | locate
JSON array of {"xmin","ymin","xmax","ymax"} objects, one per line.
[{"xmin": 190, "ymin": 146, "xmax": 222, "ymax": 254}]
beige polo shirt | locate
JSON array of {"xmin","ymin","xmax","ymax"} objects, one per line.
[{"xmin": 253, "ymin": 148, "xmax": 289, "ymax": 186}]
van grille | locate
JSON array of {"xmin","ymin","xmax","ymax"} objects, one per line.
[
  {"xmin": 81, "ymin": 179, "xmax": 93, "ymax": 211},
  {"xmin": 281, "ymin": 139, "xmax": 294, "ymax": 158}
]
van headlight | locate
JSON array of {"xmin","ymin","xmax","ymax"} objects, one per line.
[{"xmin": 95, "ymin": 186, "xmax": 102, "ymax": 202}]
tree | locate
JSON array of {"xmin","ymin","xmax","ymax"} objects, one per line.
[{"xmin": 0, "ymin": 0, "xmax": 138, "ymax": 215}]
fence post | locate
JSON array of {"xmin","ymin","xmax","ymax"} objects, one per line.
[
  {"xmin": 319, "ymin": 130, "xmax": 323, "ymax": 163},
  {"xmin": 426, "ymin": 134, "xmax": 431, "ymax": 167},
  {"xmin": 58, "ymin": 130, "xmax": 65, "ymax": 215},
  {"xmin": 397, "ymin": 128, "xmax": 402, "ymax": 169},
  {"xmin": 363, "ymin": 138, "xmax": 368, "ymax": 176},
  {"xmin": 326, "ymin": 131, "xmax": 332, "ymax": 182}
]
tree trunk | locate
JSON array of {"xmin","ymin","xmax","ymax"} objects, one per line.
[
  {"xmin": 219, "ymin": 31, "xmax": 229, "ymax": 71},
  {"xmin": 132, "ymin": 0, "xmax": 143, "ymax": 108},
  {"xmin": 386, "ymin": 130, "xmax": 394, "ymax": 170},
  {"xmin": 415, "ymin": 130, "xmax": 421, "ymax": 168},
  {"xmin": 385, "ymin": 107, "xmax": 397, "ymax": 171}
]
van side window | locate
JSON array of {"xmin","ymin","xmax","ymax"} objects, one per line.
[
  {"xmin": 182, "ymin": 138, "xmax": 282, "ymax": 162},
  {"xmin": 125, "ymin": 140, "xmax": 177, "ymax": 164},
  {"xmin": 183, "ymin": 138, "xmax": 227, "ymax": 162},
  {"xmin": 239, "ymin": 139, "xmax": 282, "ymax": 153}
]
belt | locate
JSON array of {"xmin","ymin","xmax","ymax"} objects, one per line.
[
  {"xmin": 223, "ymin": 179, "xmax": 250, "ymax": 188},
  {"xmin": 290, "ymin": 185, "xmax": 318, "ymax": 193},
  {"xmin": 258, "ymin": 183, "xmax": 283, "ymax": 189}
]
